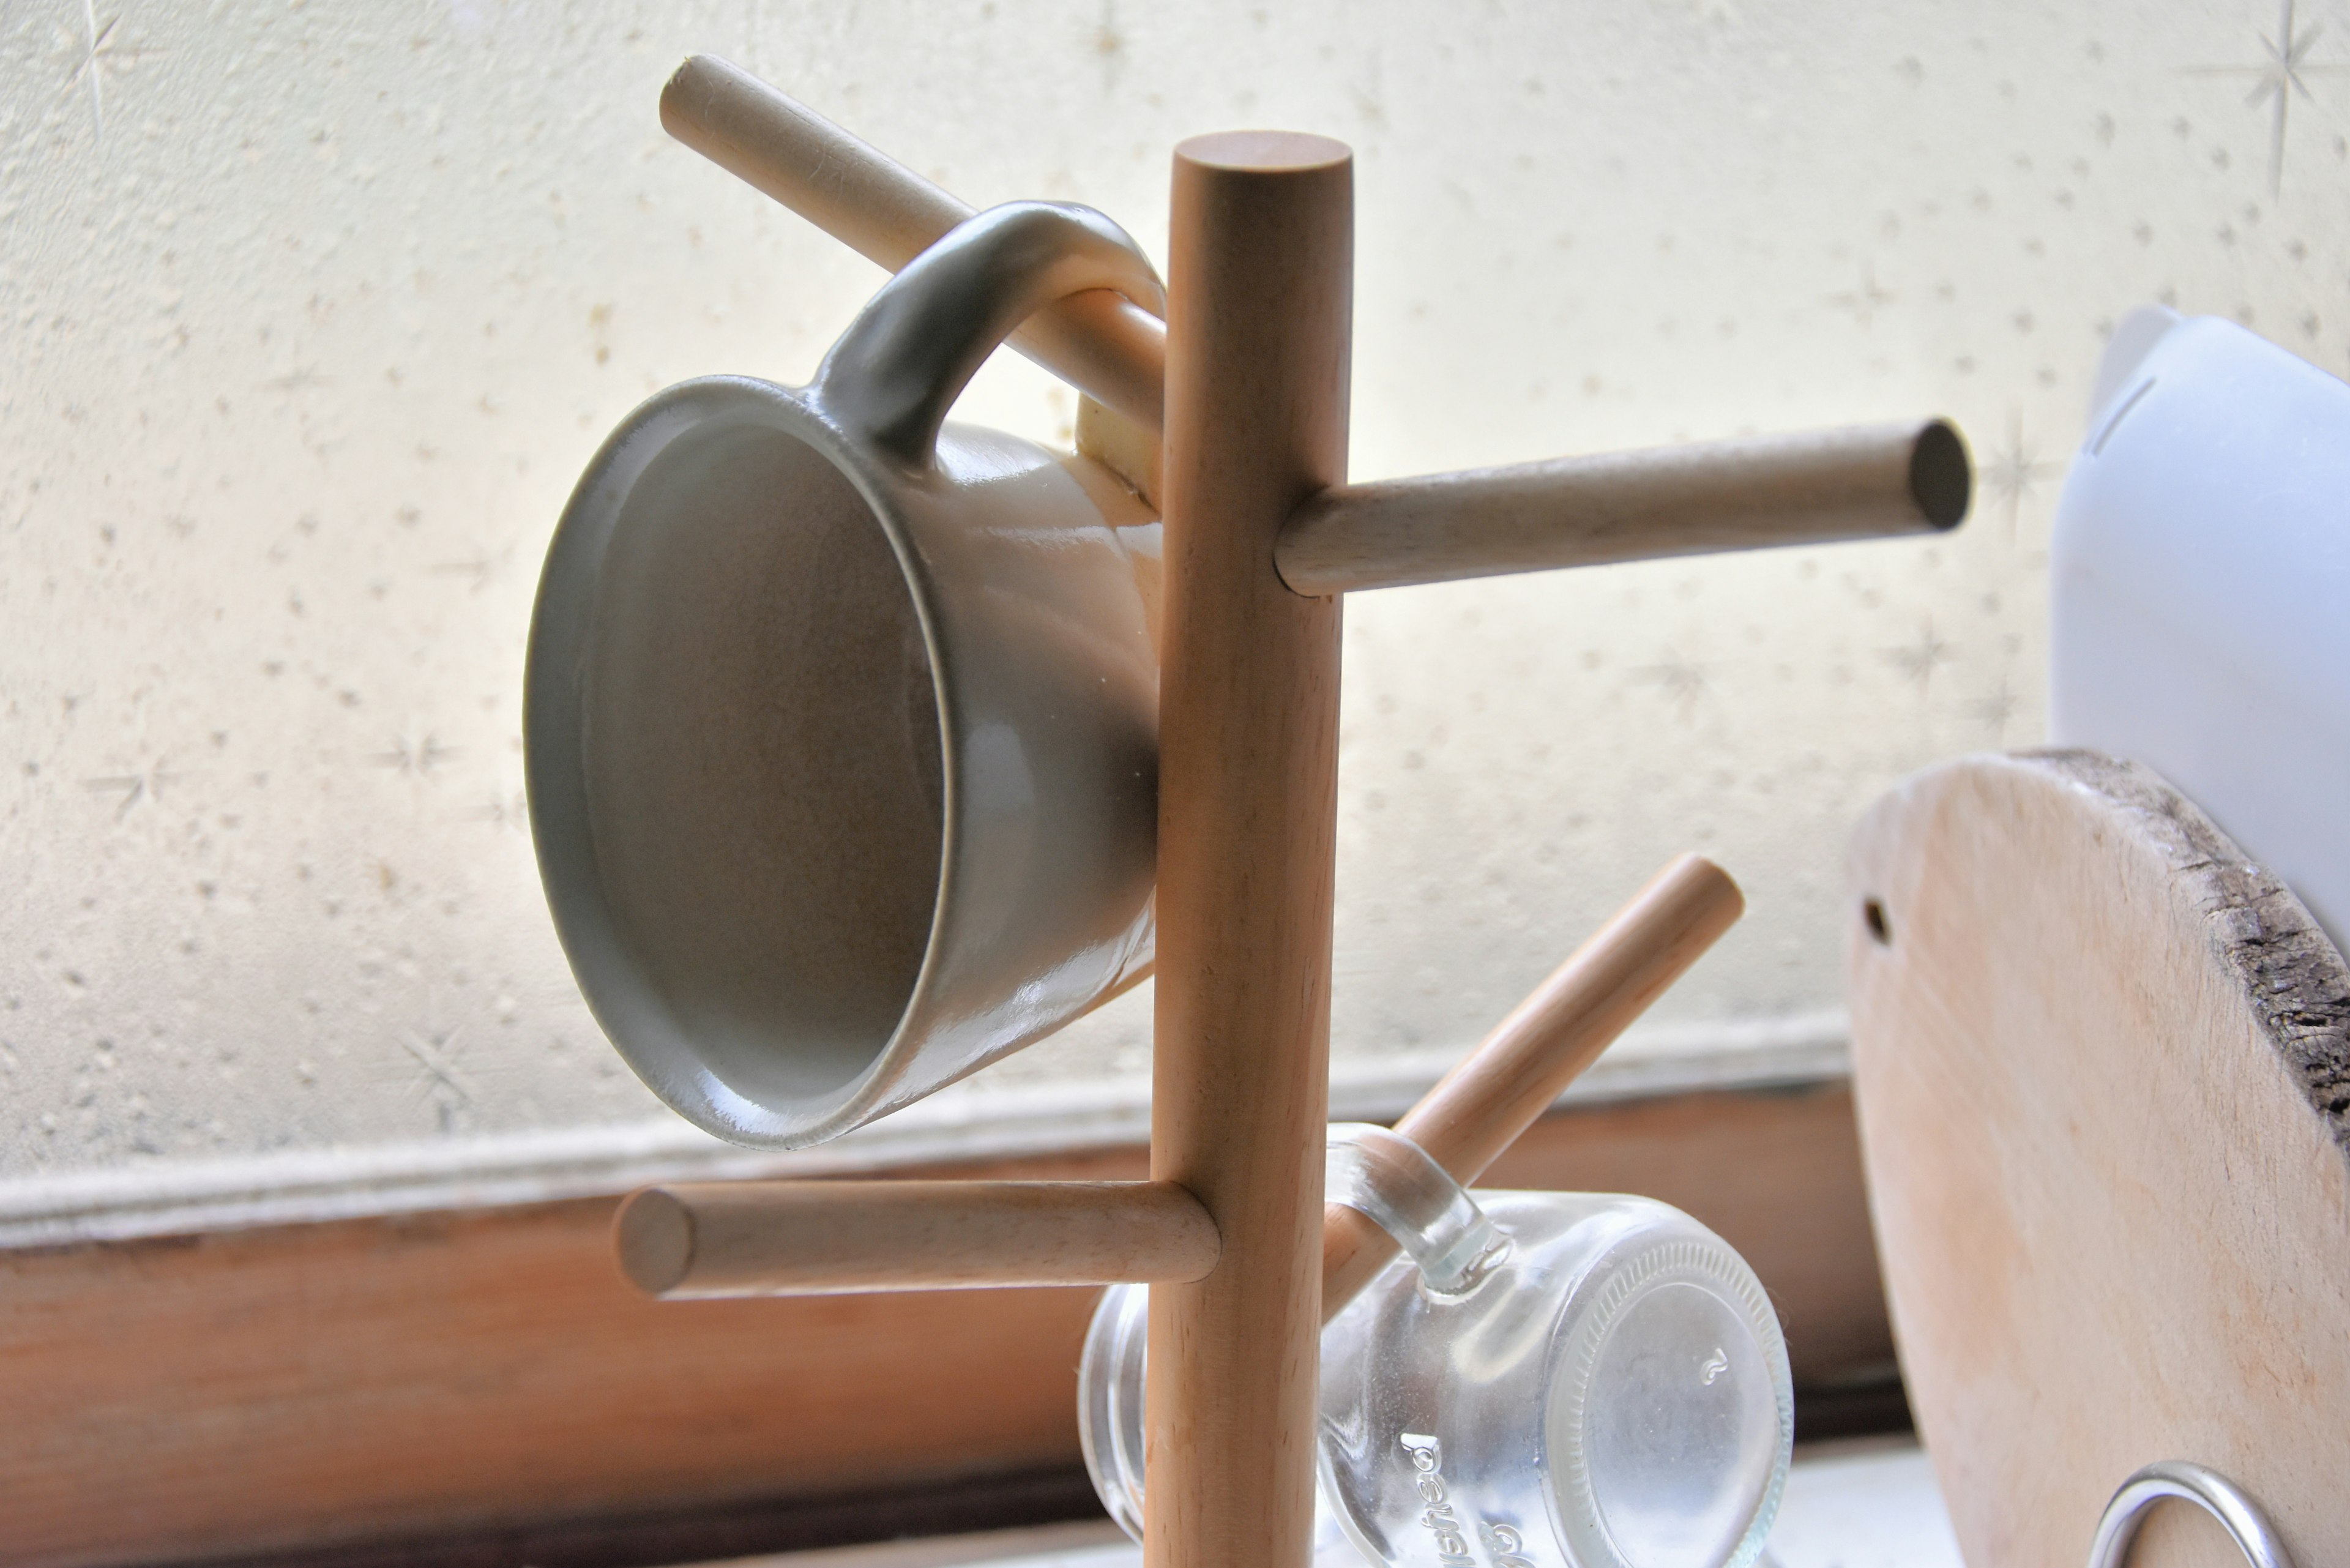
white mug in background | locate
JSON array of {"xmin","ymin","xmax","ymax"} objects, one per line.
[{"xmin": 526, "ymin": 202, "xmax": 1165, "ymax": 1149}]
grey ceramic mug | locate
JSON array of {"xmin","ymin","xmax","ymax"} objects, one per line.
[{"xmin": 526, "ymin": 202, "xmax": 1165, "ymax": 1149}]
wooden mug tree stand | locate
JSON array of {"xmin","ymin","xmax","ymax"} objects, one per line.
[{"xmin": 612, "ymin": 56, "xmax": 1974, "ymax": 1568}]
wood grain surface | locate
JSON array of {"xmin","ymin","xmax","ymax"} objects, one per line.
[
  {"xmin": 0, "ymin": 1084, "xmax": 1884, "ymax": 1568},
  {"xmin": 619, "ymin": 856, "xmax": 1733, "ymax": 1310},
  {"xmin": 1146, "ymin": 129, "xmax": 1354, "ymax": 1568},
  {"xmin": 614, "ymin": 1179, "xmax": 1218, "ymax": 1297},
  {"xmin": 1277, "ymin": 419, "xmax": 1968, "ymax": 595},
  {"xmin": 1847, "ymin": 749, "xmax": 2350, "ymax": 1568}
]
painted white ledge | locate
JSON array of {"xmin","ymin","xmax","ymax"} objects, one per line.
[
  {"xmin": 699, "ymin": 1438, "xmax": 1960, "ymax": 1568},
  {"xmin": 0, "ymin": 1010, "xmax": 1847, "ymax": 1249}
]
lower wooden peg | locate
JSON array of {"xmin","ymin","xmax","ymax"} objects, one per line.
[{"xmin": 615, "ymin": 1179, "xmax": 1218, "ymax": 1299}]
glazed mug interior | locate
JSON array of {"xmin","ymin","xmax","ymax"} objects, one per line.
[
  {"xmin": 526, "ymin": 201, "xmax": 1166, "ymax": 1147},
  {"xmin": 580, "ymin": 417, "xmax": 944, "ymax": 1110}
]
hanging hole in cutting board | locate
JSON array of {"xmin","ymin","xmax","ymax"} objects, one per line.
[{"xmin": 1863, "ymin": 898, "xmax": 1893, "ymax": 946}]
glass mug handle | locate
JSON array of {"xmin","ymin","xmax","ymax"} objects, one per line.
[
  {"xmin": 1324, "ymin": 1123, "xmax": 1512, "ymax": 1296},
  {"xmin": 1080, "ymin": 1123, "xmax": 1510, "ymax": 1551}
]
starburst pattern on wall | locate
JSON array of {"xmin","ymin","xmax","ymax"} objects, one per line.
[
  {"xmin": 1982, "ymin": 413, "xmax": 2064, "ymax": 534},
  {"xmin": 1883, "ymin": 623, "xmax": 1955, "ymax": 695},
  {"xmin": 2189, "ymin": 0, "xmax": 2350, "ymax": 195},
  {"xmin": 58, "ymin": 0, "xmax": 159, "ymax": 141},
  {"xmin": 399, "ymin": 1025, "xmax": 477, "ymax": 1132},
  {"xmin": 1829, "ymin": 267, "xmax": 1896, "ymax": 328},
  {"xmin": 1965, "ymin": 681, "xmax": 2020, "ymax": 738},
  {"xmin": 15, "ymin": 0, "xmax": 2350, "ymax": 1174},
  {"xmin": 81, "ymin": 760, "xmax": 177, "ymax": 819},
  {"xmin": 1633, "ymin": 651, "xmax": 1709, "ymax": 719},
  {"xmin": 373, "ymin": 736, "xmax": 458, "ymax": 777}
]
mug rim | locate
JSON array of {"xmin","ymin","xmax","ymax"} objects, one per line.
[{"xmin": 524, "ymin": 372, "xmax": 967, "ymax": 1148}]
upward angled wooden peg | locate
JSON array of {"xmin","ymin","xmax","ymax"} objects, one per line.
[{"xmin": 657, "ymin": 56, "xmax": 1975, "ymax": 593}]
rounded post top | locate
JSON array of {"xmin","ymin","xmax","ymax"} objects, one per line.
[{"xmin": 1174, "ymin": 130, "xmax": 1352, "ymax": 174}]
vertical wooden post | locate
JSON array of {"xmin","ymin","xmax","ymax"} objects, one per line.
[{"xmin": 1147, "ymin": 133, "xmax": 1353, "ymax": 1568}]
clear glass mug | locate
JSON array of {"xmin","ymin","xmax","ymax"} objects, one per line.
[{"xmin": 1080, "ymin": 1126, "xmax": 1793, "ymax": 1568}]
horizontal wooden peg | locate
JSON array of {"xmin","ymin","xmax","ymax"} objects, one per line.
[
  {"xmin": 616, "ymin": 1179, "xmax": 1218, "ymax": 1299},
  {"xmin": 660, "ymin": 54, "xmax": 1168, "ymax": 431},
  {"xmin": 617, "ymin": 854, "xmax": 1739, "ymax": 1307},
  {"xmin": 1277, "ymin": 419, "xmax": 1970, "ymax": 596},
  {"xmin": 1322, "ymin": 853, "xmax": 1745, "ymax": 1320}
]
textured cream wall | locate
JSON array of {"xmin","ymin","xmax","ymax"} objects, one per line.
[{"xmin": 4, "ymin": 0, "xmax": 2346, "ymax": 1179}]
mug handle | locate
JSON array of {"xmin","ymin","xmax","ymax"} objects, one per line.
[
  {"xmin": 813, "ymin": 200, "xmax": 1166, "ymax": 465},
  {"xmin": 1326, "ymin": 1124, "xmax": 1512, "ymax": 1297}
]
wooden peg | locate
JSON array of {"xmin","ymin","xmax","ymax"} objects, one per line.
[
  {"xmin": 659, "ymin": 54, "xmax": 1167, "ymax": 430},
  {"xmin": 660, "ymin": 57, "xmax": 1979, "ymax": 595},
  {"xmin": 1147, "ymin": 129, "xmax": 1354, "ymax": 1568},
  {"xmin": 1277, "ymin": 420, "xmax": 1971, "ymax": 596},
  {"xmin": 604, "ymin": 853, "xmax": 1737, "ymax": 1304},
  {"xmin": 1321, "ymin": 853, "xmax": 1744, "ymax": 1320},
  {"xmin": 613, "ymin": 1179, "xmax": 1217, "ymax": 1298}
]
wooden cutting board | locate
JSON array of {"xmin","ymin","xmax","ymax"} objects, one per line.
[{"xmin": 1846, "ymin": 749, "xmax": 2350, "ymax": 1567}]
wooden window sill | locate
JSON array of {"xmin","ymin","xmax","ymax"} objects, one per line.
[{"xmin": 0, "ymin": 1067, "xmax": 1889, "ymax": 1568}]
